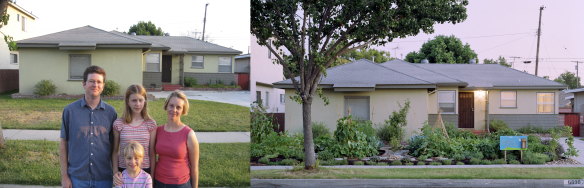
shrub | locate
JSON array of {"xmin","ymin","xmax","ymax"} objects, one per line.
[
  {"xmin": 377, "ymin": 100, "xmax": 410, "ymax": 150},
  {"xmin": 517, "ymin": 125, "xmax": 547, "ymax": 134},
  {"xmin": 365, "ymin": 161, "xmax": 377, "ymax": 165},
  {"xmin": 280, "ymin": 159, "xmax": 299, "ymax": 166},
  {"xmin": 102, "ymin": 80, "xmax": 120, "ymax": 96},
  {"xmin": 469, "ymin": 158, "xmax": 481, "ymax": 165},
  {"xmin": 441, "ymin": 159, "xmax": 452, "ymax": 165},
  {"xmin": 316, "ymin": 149, "xmax": 335, "ymax": 161},
  {"xmin": 429, "ymin": 161, "xmax": 442, "ymax": 165},
  {"xmin": 250, "ymin": 132, "xmax": 303, "ymax": 159},
  {"xmin": 416, "ymin": 162, "xmax": 426, "ymax": 165},
  {"xmin": 492, "ymin": 159, "xmax": 507, "ymax": 164},
  {"xmin": 490, "ymin": 119, "xmax": 509, "ymax": 132},
  {"xmin": 456, "ymin": 161, "xmax": 465, "ymax": 165},
  {"xmin": 508, "ymin": 160, "xmax": 521, "ymax": 164},
  {"xmin": 405, "ymin": 162, "xmax": 414, "ymax": 166},
  {"xmin": 184, "ymin": 77, "xmax": 197, "ymax": 87},
  {"xmin": 452, "ymin": 154, "xmax": 465, "ymax": 161},
  {"xmin": 480, "ymin": 160, "xmax": 492, "ymax": 165},
  {"xmin": 251, "ymin": 105, "xmax": 276, "ymax": 143},
  {"xmin": 353, "ymin": 161, "xmax": 365, "ymax": 165},
  {"xmin": 331, "ymin": 116, "xmax": 378, "ymax": 159},
  {"xmin": 33, "ymin": 80, "xmax": 56, "ymax": 96},
  {"xmin": 336, "ymin": 159, "xmax": 349, "ymax": 165},
  {"xmin": 312, "ymin": 122, "xmax": 331, "ymax": 139},
  {"xmin": 391, "ymin": 160, "xmax": 402, "ymax": 166},
  {"xmin": 417, "ymin": 155, "xmax": 428, "ymax": 161},
  {"xmin": 258, "ymin": 156, "xmax": 270, "ymax": 164},
  {"xmin": 523, "ymin": 151, "xmax": 549, "ymax": 164}
]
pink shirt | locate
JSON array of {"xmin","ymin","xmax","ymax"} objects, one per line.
[
  {"xmin": 154, "ymin": 125, "xmax": 192, "ymax": 184},
  {"xmin": 114, "ymin": 118, "xmax": 157, "ymax": 168},
  {"xmin": 115, "ymin": 169, "xmax": 153, "ymax": 188}
]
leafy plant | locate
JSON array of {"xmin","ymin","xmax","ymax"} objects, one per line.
[
  {"xmin": 312, "ymin": 122, "xmax": 330, "ymax": 139},
  {"xmin": 250, "ymin": 132, "xmax": 303, "ymax": 160},
  {"xmin": 33, "ymin": 80, "xmax": 56, "ymax": 96},
  {"xmin": 184, "ymin": 77, "xmax": 198, "ymax": 87},
  {"xmin": 456, "ymin": 161, "xmax": 465, "ymax": 165},
  {"xmin": 416, "ymin": 162, "xmax": 426, "ymax": 165},
  {"xmin": 353, "ymin": 161, "xmax": 364, "ymax": 165},
  {"xmin": 480, "ymin": 160, "xmax": 492, "ymax": 165},
  {"xmin": 258, "ymin": 156, "xmax": 270, "ymax": 164},
  {"xmin": 490, "ymin": 119, "xmax": 509, "ymax": 132},
  {"xmin": 101, "ymin": 80, "xmax": 120, "ymax": 96},
  {"xmin": 441, "ymin": 159, "xmax": 452, "ymax": 165},
  {"xmin": 508, "ymin": 160, "xmax": 521, "ymax": 164},
  {"xmin": 405, "ymin": 162, "xmax": 414, "ymax": 166},
  {"xmin": 391, "ymin": 160, "xmax": 402, "ymax": 166},
  {"xmin": 377, "ymin": 100, "xmax": 410, "ymax": 150},
  {"xmin": 330, "ymin": 116, "xmax": 378, "ymax": 159},
  {"xmin": 469, "ymin": 158, "xmax": 481, "ymax": 165},
  {"xmin": 251, "ymin": 105, "xmax": 276, "ymax": 143},
  {"xmin": 429, "ymin": 161, "xmax": 442, "ymax": 165},
  {"xmin": 523, "ymin": 151, "xmax": 549, "ymax": 164},
  {"xmin": 564, "ymin": 135, "xmax": 579, "ymax": 158},
  {"xmin": 517, "ymin": 125, "xmax": 547, "ymax": 134},
  {"xmin": 280, "ymin": 159, "xmax": 299, "ymax": 165},
  {"xmin": 492, "ymin": 159, "xmax": 506, "ymax": 164}
]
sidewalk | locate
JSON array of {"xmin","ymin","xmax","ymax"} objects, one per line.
[
  {"xmin": 3, "ymin": 129, "xmax": 250, "ymax": 143},
  {"xmin": 560, "ymin": 137, "xmax": 584, "ymax": 164},
  {"xmin": 251, "ymin": 179, "xmax": 571, "ymax": 188}
]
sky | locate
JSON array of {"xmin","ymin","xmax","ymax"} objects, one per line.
[
  {"xmin": 378, "ymin": 0, "xmax": 584, "ymax": 81},
  {"xmin": 14, "ymin": 0, "xmax": 250, "ymax": 53}
]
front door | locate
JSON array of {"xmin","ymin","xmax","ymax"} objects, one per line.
[
  {"xmin": 458, "ymin": 92, "xmax": 474, "ymax": 128},
  {"xmin": 162, "ymin": 55, "xmax": 172, "ymax": 83}
]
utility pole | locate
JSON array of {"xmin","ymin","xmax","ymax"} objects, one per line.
[
  {"xmin": 202, "ymin": 3, "xmax": 209, "ymax": 41},
  {"xmin": 535, "ymin": 6, "xmax": 544, "ymax": 76},
  {"xmin": 573, "ymin": 61, "xmax": 584, "ymax": 87},
  {"xmin": 509, "ymin": 56, "xmax": 521, "ymax": 69}
]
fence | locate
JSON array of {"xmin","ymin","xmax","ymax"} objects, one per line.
[{"xmin": 0, "ymin": 69, "xmax": 18, "ymax": 93}]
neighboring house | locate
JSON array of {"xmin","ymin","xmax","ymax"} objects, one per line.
[
  {"xmin": 274, "ymin": 59, "xmax": 566, "ymax": 137},
  {"xmin": 250, "ymin": 35, "xmax": 285, "ymax": 112},
  {"xmin": 235, "ymin": 54, "xmax": 250, "ymax": 90},
  {"xmin": 0, "ymin": 2, "xmax": 37, "ymax": 93},
  {"xmin": 16, "ymin": 25, "xmax": 241, "ymax": 95}
]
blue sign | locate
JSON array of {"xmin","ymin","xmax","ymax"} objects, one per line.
[{"xmin": 500, "ymin": 136, "xmax": 528, "ymax": 150}]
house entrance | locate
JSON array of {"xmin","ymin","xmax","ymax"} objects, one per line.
[
  {"xmin": 162, "ymin": 55, "xmax": 172, "ymax": 83},
  {"xmin": 458, "ymin": 92, "xmax": 474, "ymax": 128}
]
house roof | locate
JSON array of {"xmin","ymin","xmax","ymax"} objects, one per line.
[
  {"xmin": 17, "ymin": 26, "xmax": 241, "ymax": 55},
  {"xmin": 274, "ymin": 59, "xmax": 566, "ymax": 91}
]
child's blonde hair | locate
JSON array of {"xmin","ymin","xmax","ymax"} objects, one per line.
[
  {"xmin": 122, "ymin": 84, "xmax": 152, "ymax": 124},
  {"xmin": 163, "ymin": 90, "xmax": 190, "ymax": 115},
  {"xmin": 123, "ymin": 141, "xmax": 144, "ymax": 160}
]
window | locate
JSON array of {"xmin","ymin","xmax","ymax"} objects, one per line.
[
  {"xmin": 145, "ymin": 53, "xmax": 160, "ymax": 72},
  {"xmin": 500, "ymin": 91, "xmax": 517, "ymax": 108},
  {"xmin": 9, "ymin": 53, "xmax": 18, "ymax": 64},
  {"xmin": 218, "ymin": 57, "xmax": 232, "ymax": 73},
  {"xmin": 438, "ymin": 91, "xmax": 456, "ymax": 113},
  {"xmin": 21, "ymin": 16, "xmax": 26, "ymax": 32},
  {"xmin": 256, "ymin": 91, "xmax": 262, "ymax": 105},
  {"xmin": 16, "ymin": 14, "xmax": 19, "ymax": 22},
  {"xmin": 69, "ymin": 54, "xmax": 91, "ymax": 80},
  {"xmin": 280, "ymin": 94, "xmax": 285, "ymax": 104},
  {"xmin": 191, "ymin": 55, "xmax": 204, "ymax": 68},
  {"xmin": 344, "ymin": 96, "xmax": 370, "ymax": 120},
  {"xmin": 265, "ymin": 91, "xmax": 270, "ymax": 106},
  {"xmin": 537, "ymin": 93, "xmax": 554, "ymax": 113}
]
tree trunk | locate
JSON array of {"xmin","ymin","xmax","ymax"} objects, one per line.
[{"xmin": 302, "ymin": 98, "xmax": 316, "ymax": 170}]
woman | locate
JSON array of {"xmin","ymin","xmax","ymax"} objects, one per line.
[{"xmin": 152, "ymin": 90, "xmax": 199, "ymax": 188}]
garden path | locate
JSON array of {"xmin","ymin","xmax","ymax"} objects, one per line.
[{"xmin": 559, "ymin": 137, "xmax": 584, "ymax": 164}]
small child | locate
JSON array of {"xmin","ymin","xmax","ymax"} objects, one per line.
[{"xmin": 116, "ymin": 141, "xmax": 153, "ymax": 188}]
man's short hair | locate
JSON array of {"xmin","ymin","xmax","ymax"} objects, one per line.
[{"xmin": 83, "ymin": 65, "xmax": 106, "ymax": 83}]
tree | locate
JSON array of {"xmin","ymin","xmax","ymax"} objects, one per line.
[
  {"xmin": 128, "ymin": 21, "xmax": 165, "ymax": 36},
  {"xmin": 335, "ymin": 48, "xmax": 394, "ymax": 66},
  {"xmin": 252, "ymin": 0, "xmax": 468, "ymax": 170},
  {"xmin": 483, "ymin": 56, "xmax": 511, "ymax": 67},
  {"xmin": 405, "ymin": 35, "xmax": 477, "ymax": 64},
  {"xmin": 554, "ymin": 71, "xmax": 580, "ymax": 89}
]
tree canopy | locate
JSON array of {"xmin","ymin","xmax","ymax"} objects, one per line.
[
  {"xmin": 128, "ymin": 21, "xmax": 165, "ymax": 36},
  {"xmin": 483, "ymin": 56, "xmax": 511, "ymax": 67},
  {"xmin": 251, "ymin": 0, "xmax": 468, "ymax": 170},
  {"xmin": 554, "ymin": 71, "xmax": 580, "ymax": 89},
  {"xmin": 335, "ymin": 48, "xmax": 394, "ymax": 65},
  {"xmin": 405, "ymin": 35, "xmax": 477, "ymax": 64}
]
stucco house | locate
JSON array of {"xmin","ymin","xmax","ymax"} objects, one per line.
[
  {"xmin": 250, "ymin": 35, "xmax": 285, "ymax": 112},
  {"xmin": 16, "ymin": 25, "xmax": 241, "ymax": 95},
  {"xmin": 274, "ymin": 59, "xmax": 566, "ymax": 137}
]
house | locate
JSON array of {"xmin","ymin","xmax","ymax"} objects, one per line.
[
  {"xmin": 0, "ymin": 1, "xmax": 37, "ymax": 93},
  {"xmin": 16, "ymin": 25, "xmax": 241, "ymax": 95},
  {"xmin": 250, "ymin": 35, "xmax": 285, "ymax": 112},
  {"xmin": 274, "ymin": 59, "xmax": 566, "ymax": 137},
  {"xmin": 234, "ymin": 54, "xmax": 250, "ymax": 90}
]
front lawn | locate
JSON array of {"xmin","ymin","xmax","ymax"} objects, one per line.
[
  {"xmin": 0, "ymin": 93, "xmax": 249, "ymax": 132},
  {"xmin": 252, "ymin": 167, "xmax": 584, "ymax": 179},
  {"xmin": 0, "ymin": 140, "xmax": 250, "ymax": 187}
]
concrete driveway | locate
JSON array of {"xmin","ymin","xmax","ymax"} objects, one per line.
[
  {"xmin": 149, "ymin": 90, "xmax": 250, "ymax": 107},
  {"xmin": 560, "ymin": 137, "xmax": 584, "ymax": 164}
]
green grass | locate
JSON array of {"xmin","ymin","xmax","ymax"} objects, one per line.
[
  {"xmin": 0, "ymin": 140, "xmax": 250, "ymax": 187},
  {"xmin": 0, "ymin": 93, "xmax": 249, "ymax": 131},
  {"xmin": 252, "ymin": 168, "xmax": 584, "ymax": 179}
]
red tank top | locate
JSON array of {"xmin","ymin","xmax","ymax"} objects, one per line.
[{"xmin": 155, "ymin": 125, "xmax": 192, "ymax": 184}]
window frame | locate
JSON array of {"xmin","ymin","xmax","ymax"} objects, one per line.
[
  {"xmin": 500, "ymin": 91, "xmax": 517, "ymax": 108},
  {"xmin": 265, "ymin": 91, "xmax": 270, "ymax": 107},
  {"xmin": 344, "ymin": 96, "xmax": 370, "ymax": 121},
  {"xmin": 536, "ymin": 92, "xmax": 555, "ymax": 114},
  {"xmin": 145, "ymin": 53, "xmax": 161, "ymax": 72},
  {"xmin": 218, "ymin": 56, "xmax": 232, "ymax": 73},
  {"xmin": 280, "ymin": 94, "xmax": 285, "ymax": 104},
  {"xmin": 256, "ymin": 91, "xmax": 262, "ymax": 105},
  {"xmin": 437, "ymin": 90, "xmax": 456, "ymax": 114},
  {"xmin": 68, "ymin": 54, "xmax": 91, "ymax": 81},
  {"xmin": 191, "ymin": 55, "xmax": 204, "ymax": 69},
  {"xmin": 21, "ymin": 16, "xmax": 26, "ymax": 32}
]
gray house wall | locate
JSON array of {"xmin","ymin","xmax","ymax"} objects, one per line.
[
  {"xmin": 573, "ymin": 92, "xmax": 584, "ymax": 114},
  {"xmin": 489, "ymin": 114, "xmax": 561, "ymax": 129},
  {"xmin": 235, "ymin": 58, "xmax": 250, "ymax": 73},
  {"xmin": 184, "ymin": 72, "xmax": 237, "ymax": 85},
  {"xmin": 428, "ymin": 114, "xmax": 458, "ymax": 127},
  {"xmin": 143, "ymin": 72, "xmax": 162, "ymax": 88}
]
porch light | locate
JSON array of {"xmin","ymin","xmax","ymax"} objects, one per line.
[{"xmin": 475, "ymin": 90, "xmax": 486, "ymax": 98}]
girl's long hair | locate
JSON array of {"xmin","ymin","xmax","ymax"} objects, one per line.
[{"xmin": 122, "ymin": 84, "xmax": 152, "ymax": 124}]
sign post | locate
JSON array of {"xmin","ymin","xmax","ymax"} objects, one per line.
[{"xmin": 500, "ymin": 136, "xmax": 528, "ymax": 162}]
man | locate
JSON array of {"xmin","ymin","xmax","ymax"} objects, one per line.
[{"xmin": 60, "ymin": 66, "xmax": 117, "ymax": 188}]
